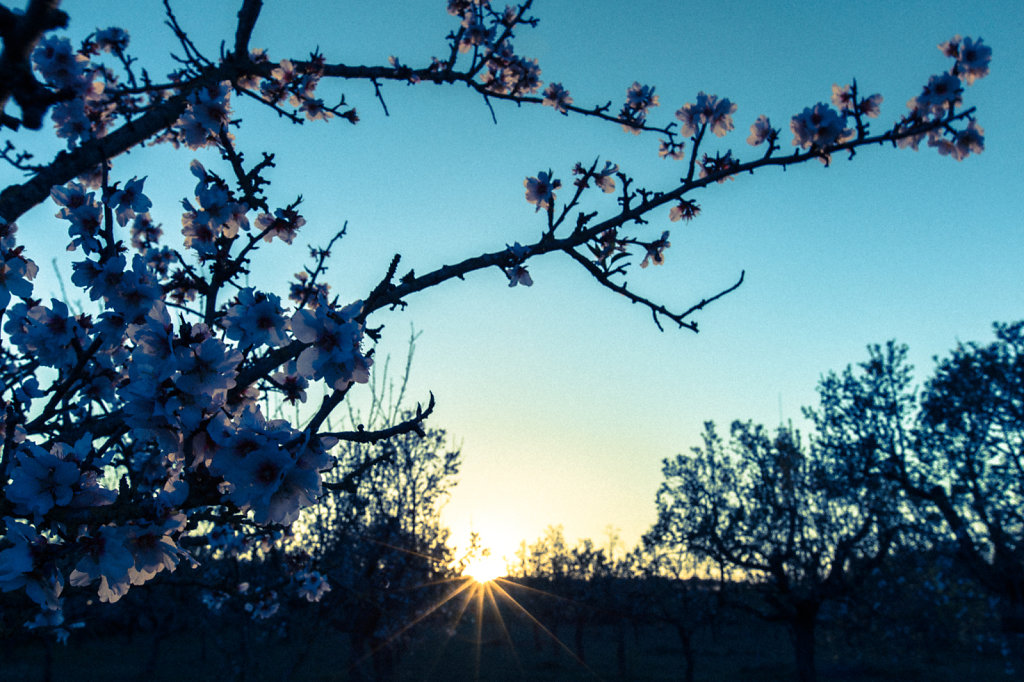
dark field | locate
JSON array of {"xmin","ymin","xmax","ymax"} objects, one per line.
[{"xmin": 1, "ymin": 593, "xmax": 1008, "ymax": 682}]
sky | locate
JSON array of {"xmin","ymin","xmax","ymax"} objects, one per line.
[{"xmin": 10, "ymin": 1, "xmax": 1023, "ymax": 562}]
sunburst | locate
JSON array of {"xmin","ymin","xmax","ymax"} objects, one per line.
[{"xmin": 349, "ymin": 543, "xmax": 601, "ymax": 679}]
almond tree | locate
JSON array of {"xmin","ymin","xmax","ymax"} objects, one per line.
[{"xmin": 0, "ymin": 0, "xmax": 991, "ymax": 641}]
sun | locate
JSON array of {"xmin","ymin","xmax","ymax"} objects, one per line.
[{"xmin": 462, "ymin": 554, "xmax": 506, "ymax": 584}]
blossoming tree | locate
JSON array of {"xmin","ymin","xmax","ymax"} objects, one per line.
[{"xmin": 0, "ymin": 0, "xmax": 991, "ymax": 640}]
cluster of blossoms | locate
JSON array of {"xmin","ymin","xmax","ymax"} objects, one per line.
[
  {"xmin": 31, "ymin": 35, "xmax": 109, "ymax": 145},
  {"xmin": 1, "ymin": 27, "xmax": 382, "ymax": 628},
  {"xmin": 480, "ymin": 44, "xmax": 541, "ymax": 97},
  {"xmin": 518, "ymin": 35, "xmax": 989, "ymax": 268},
  {"xmin": 257, "ymin": 51, "xmax": 356, "ymax": 124},
  {"xmin": 443, "ymin": 0, "xmax": 543, "ymax": 98},
  {"xmin": 676, "ymin": 92, "xmax": 737, "ymax": 139},
  {"xmin": 897, "ymin": 36, "xmax": 989, "ymax": 159}
]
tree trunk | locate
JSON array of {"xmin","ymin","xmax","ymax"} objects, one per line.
[
  {"xmin": 674, "ymin": 623, "xmax": 695, "ymax": 682},
  {"xmin": 574, "ymin": 614, "xmax": 585, "ymax": 663},
  {"xmin": 788, "ymin": 604, "xmax": 819, "ymax": 682}
]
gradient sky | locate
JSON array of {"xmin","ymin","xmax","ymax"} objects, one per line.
[{"xmin": 13, "ymin": 1, "xmax": 1023, "ymax": 561}]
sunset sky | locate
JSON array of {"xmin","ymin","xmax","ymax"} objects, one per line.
[{"xmin": 15, "ymin": 1, "xmax": 1023, "ymax": 562}]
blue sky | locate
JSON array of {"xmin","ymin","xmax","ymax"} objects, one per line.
[{"xmin": 13, "ymin": 1, "xmax": 1023, "ymax": 560}]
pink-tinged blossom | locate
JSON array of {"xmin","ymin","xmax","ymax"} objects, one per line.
[
  {"xmin": 177, "ymin": 81, "xmax": 233, "ymax": 149},
  {"xmin": 290, "ymin": 300, "xmax": 371, "ymax": 390},
  {"xmin": 289, "ymin": 271, "xmax": 330, "ymax": 307},
  {"xmin": 669, "ymin": 199, "xmax": 701, "ymax": 222},
  {"xmin": 930, "ymin": 120, "xmax": 984, "ymax": 161},
  {"xmin": 675, "ymin": 92, "xmax": 737, "ymax": 138},
  {"xmin": 299, "ymin": 97, "xmax": 332, "ymax": 121},
  {"xmin": 223, "ymin": 288, "xmax": 289, "ymax": 348},
  {"xmin": 51, "ymin": 182, "xmax": 103, "ymax": 254},
  {"xmin": 125, "ymin": 516, "xmax": 190, "ymax": 586},
  {"xmin": 113, "ymin": 254, "xmax": 161, "ymax": 323},
  {"xmin": 256, "ymin": 207, "xmax": 305, "ymax": 244},
  {"xmin": 270, "ymin": 59, "xmax": 299, "ymax": 88},
  {"xmin": 523, "ymin": 170, "xmax": 560, "ymax": 211},
  {"xmin": 0, "ymin": 519, "xmax": 64, "ymax": 610},
  {"xmin": 173, "ymin": 335, "xmax": 242, "ymax": 399},
  {"xmin": 448, "ymin": 0, "xmax": 489, "ymax": 17},
  {"xmin": 272, "ymin": 363, "xmax": 309, "ymax": 404},
  {"xmin": 911, "ymin": 73, "xmax": 962, "ymax": 116},
  {"xmin": 640, "ymin": 231, "xmax": 670, "ymax": 268},
  {"xmin": 480, "ymin": 48, "xmax": 541, "ymax": 96},
  {"xmin": 263, "ymin": 464, "xmax": 321, "ymax": 525},
  {"xmin": 619, "ymin": 82, "xmax": 658, "ymax": 133},
  {"xmin": 209, "ymin": 407, "xmax": 294, "ymax": 467},
  {"xmin": 830, "ymin": 83, "xmax": 882, "ymax": 119},
  {"xmin": 296, "ymin": 570, "xmax": 331, "ymax": 602},
  {"xmin": 0, "ymin": 246, "xmax": 37, "ymax": 309},
  {"xmin": 126, "ymin": 301, "xmax": 176, "ymax": 380},
  {"xmin": 941, "ymin": 35, "xmax": 991, "ymax": 85},
  {"xmin": 5, "ymin": 299, "xmax": 85, "ymax": 370},
  {"xmin": 747, "ymin": 115, "xmax": 775, "ymax": 146},
  {"xmin": 68, "ymin": 468, "xmax": 117, "ymax": 510},
  {"xmin": 859, "ymin": 93, "xmax": 883, "ymax": 118},
  {"xmin": 130, "ymin": 212, "xmax": 163, "ymax": 251},
  {"xmin": 831, "ymin": 84, "xmax": 855, "ymax": 113},
  {"xmin": 94, "ymin": 27, "xmax": 129, "ymax": 54},
  {"xmin": 790, "ymin": 103, "xmax": 851, "ymax": 149},
  {"xmin": 215, "ymin": 433, "xmax": 315, "ymax": 525},
  {"xmin": 105, "ymin": 176, "xmax": 152, "ymax": 227},
  {"xmin": 118, "ymin": 364, "xmax": 184, "ymax": 459},
  {"xmin": 954, "ymin": 120, "xmax": 985, "ymax": 158},
  {"xmin": 5, "ymin": 444, "xmax": 80, "ymax": 519},
  {"xmin": 594, "ymin": 161, "xmax": 618, "ymax": 193},
  {"xmin": 460, "ymin": 16, "xmax": 494, "ymax": 53},
  {"xmin": 51, "ymin": 99, "xmax": 93, "ymax": 146},
  {"xmin": 625, "ymin": 82, "xmax": 659, "ymax": 112},
  {"xmin": 503, "ymin": 265, "xmax": 533, "ymax": 287},
  {"xmin": 71, "ymin": 253, "xmax": 125, "ymax": 302},
  {"xmin": 32, "ymin": 36, "xmax": 86, "ymax": 85},
  {"xmin": 542, "ymin": 82, "xmax": 573, "ymax": 114},
  {"xmin": 69, "ymin": 526, "xmax": 134, "ymax": 603}
]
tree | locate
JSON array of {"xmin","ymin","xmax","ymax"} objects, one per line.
[
  {"xmin": 648, "ymin": 417, "xmax": 904, "ymax": 682},
  {"xmin": 309, "ymin": 420, "xmax": 461, "ymax": 680},
  {"xmin": 0, "ymin": 0, "xmax": 991, "ymax": 641},
  {"xmin": 635, "ymin": 543, "xmax": 723, "ymax": 682},
  {"xmin": 880, "ymin": 322, "xmax": 1024, "ymax": 664}
]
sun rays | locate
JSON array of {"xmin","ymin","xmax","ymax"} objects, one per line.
[{"xmin": 349, "ymin": 540, "xmax": 601, "ymax": 680}]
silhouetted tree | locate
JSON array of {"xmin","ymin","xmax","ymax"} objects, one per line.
[
  {"xmin": 303, "ymin": 418, "xmax": 460, "ymax": 680},
  {"xmin": 865, "ymin": 323, "xmax": 1024, "ymax": 666},
  {"xmin": 636, "ymin": 544, "xmax": 724, "ymax": 682},
  {"xmin": 649, "ymin": 415, "xmax": 904, "ymax": 682}
]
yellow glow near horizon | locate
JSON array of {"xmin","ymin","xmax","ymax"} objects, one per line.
[{"xmin": 463, "ymin": 554, "xmax": 506, "ymax": 583}]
